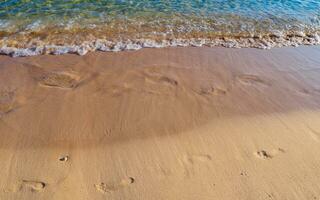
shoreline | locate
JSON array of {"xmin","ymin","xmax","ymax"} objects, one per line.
[
  {"xmin": 1, "ymin": 46, "xmax": 320, "ymax": 200},
  {"xmin": 1, "ymin": 35, "xmax": 320, "ymax": 57}
]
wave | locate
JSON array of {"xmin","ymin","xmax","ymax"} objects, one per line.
[
  {"xmin": 0, "ymin": 32, "xmax": 319, "ymax": 57},
  {"xmin": 1, "ymin": 0, "xmax": 319, "ymax": 56}
]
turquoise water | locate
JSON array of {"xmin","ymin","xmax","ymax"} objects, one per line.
[{"xmin": 0, "ymin": 0, "xmax": 320, "ymax": 56}]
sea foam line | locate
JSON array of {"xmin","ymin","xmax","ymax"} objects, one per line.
[{"xmin": 0, "ymin": 34, "xmax": 319, "ymax": 57}]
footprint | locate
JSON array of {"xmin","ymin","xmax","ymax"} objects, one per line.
[
  {"xmin": 94, "ymin": 177, "xmax": 134, "ymax": 193},
  {"xmin": 59, "ymin": 155, "xmax": 69, "ymax": 162},
  {"xmin": 142, "ymin": 68, "xmax": 178, "ymax": 87},
  {"xmin": 38, "ymin": 72, "xmax": 80, "ymax": 89},
  {"xmin": 255, "ymin": 148, "xmax": 285, "ymax": 160},
  {"xmin": 145, "ymin": 75, "xmax": 178, "ymax": 87},
  {"xmin": 240, "ymin": 171, "xmax": 248, "ymax": 177},
  {"xmin": 181, "ymin": 154, "xmax": 212, "ymax": 177},
  {"xmin": 183, "ymin": 154, "xmax": 212, "ymax": 164},
  {"xmin": 20, "ymin": 180, "xmax": 46, "ymax": 192},
  {"xmin": 255, "ymin": 150, "xmax": 273, "ymax": 159},
  {"xmin": 0, "ymin": 90, "xmax": 16, "ymax": 114},
  {"xmin": 236, "ymin": 74, "xmax": 270, "ymax": 86},
  {"xmin": 159, "ymin": 76, "xmax": 178, "ymax": 86},
  {"xmin": 199, "ymin": 86, "xmax": 227, "ymax": 96}
]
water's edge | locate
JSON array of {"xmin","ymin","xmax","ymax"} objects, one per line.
[{"xmin": 1, "ymin": 33, "xmax": 320, "ymax": 57}]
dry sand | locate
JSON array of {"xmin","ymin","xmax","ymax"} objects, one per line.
[{"xmin": 0, "ymin": 46, "xmax": 320, "ymax": 200}]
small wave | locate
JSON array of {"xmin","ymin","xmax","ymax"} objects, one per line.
[
  {"xmin": 0, "ymin": 33, "xmax": 319, "ymax": 57},
  {"xmin": 1, "ymin": 0, "xmax": 319, "ymax": 57}
]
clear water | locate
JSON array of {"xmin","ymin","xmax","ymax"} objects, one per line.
[{"xmin": 0, "ymin": 0, "xmax": 320, "ymax": 56}]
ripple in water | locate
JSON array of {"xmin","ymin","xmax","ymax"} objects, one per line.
[{"xmin": 0, "ymin": 0, "xmax": 319, "ymax": 56}]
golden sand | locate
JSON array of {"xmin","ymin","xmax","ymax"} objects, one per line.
[{"xmin": 0, "ymin": 46, "xmax": 320, "ymax": 200}]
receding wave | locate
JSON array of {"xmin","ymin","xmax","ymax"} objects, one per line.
[{"xmin": 0, "ymin": 0, "xmax": 319, "ymax": 56}]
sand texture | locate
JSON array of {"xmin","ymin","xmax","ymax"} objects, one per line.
[{"xmin": 1, "ymin": 46, "xmax": 320, "ymax": 200}]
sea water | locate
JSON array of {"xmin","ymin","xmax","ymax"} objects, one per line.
[{"xmin": 0, "ymin": 0, "xmax": 319, "ymax": 56}]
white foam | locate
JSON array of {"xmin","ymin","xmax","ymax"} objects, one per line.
[
  {"xmin": 25, "ymin": 20, "xmax": 43, "ymax": 31},
  {"xmin": 1, "ymin": 32, "xmax": 320, "ymax": 57},
  {"xmin": 0, "ymin": 20, "xmax": 10, "ymax": 29}
]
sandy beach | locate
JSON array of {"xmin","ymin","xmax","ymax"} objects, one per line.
[{"xmin": 1, "ymin": 46, "xmax": 320, "ymax": 200}]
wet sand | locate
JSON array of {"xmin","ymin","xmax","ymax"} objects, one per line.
[{"xmin": 0, "ymin": 46, "xmax": 320, "ymax": 200}]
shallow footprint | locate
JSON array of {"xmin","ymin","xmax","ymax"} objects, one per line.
[
  {"xmin": 237, "ymin": 74, "xmax": 270, "ymax": 86},
  {"xmin": 255, "ymin": 150, "xmax": 273, "ymax": 159},
  {"xmin": 20, "ymin": 180, "xmax": 46, "ymax": 192},
  {"xmin": 181, "ymin": 154, "xmax": 213, "ymax": 177},
  {"xmin": 255, "ymin": 148, "xmax": 285, "ymax": 160},
  {"xmin": 159, "ymin": 76, "xmax": 178, "ymax": 86},
  {"xmin": 199, "ymin": 86, "xmax": 227, "ymax": 96},
  {"xmin": 94, "ymin": 177, "xmax": 134, "ymax": 194},
  {"xmin": 142, "ymin": 68, "xmax": 178, "ymax": 87},
  {"xmin": 183, "ymin": 154, "xmax": 213, "ymax": 164},
  {"xmin": 38, "ymin": 72, "xmax": 80, "ymax": 89}
]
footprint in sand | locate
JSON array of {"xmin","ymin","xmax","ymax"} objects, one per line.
[
  {"xmin": 38, "ymin": 71, "xmax": 80, "ymax": 89},
  {"xmin": 255, "ymin": 150, "xmax": 273, "ymax": 159},
  {"xmin": 255, "ymin": 148, "xmax": 285, "ymax": 160},
  {"xmin": 0, "ymin": 90, "xmax": 17, "ymax": 115},
  {"xmin": 59, "ymin": 155, "xmax": 69, "ymax": 162},
  {"xmin": 199, "ymin": 86, "xmax": 227, "ymax": 96},
  {"xmin": 142, "ymin": 68, "xmax": 179, "ymax": 87},
  {"xmin": 94, "ymin": 177, "xmax": 135, "ymax": 194},
  {"xmin": 158, "ymin": 76, "xmax": 179, "ymax": 86},
  {"xmin": 20, "ymin": 180, "xmax": 46, "ymax": 192},
  {"xmin": 183, "ymin": 154, "xmax": 213, "ymax": 164},
  {"xmin": 236, "ymin": 74, "xmax": 270, "ymax": 86},
  {"xmin": 145, "ymin": 75, "xmax": 179, "ymax": 87},
  {"xmin": 240, "ymin": 171, "xmax": 248, "ymax": 177},
  {"xmin": 143, "ymin": 75, "xmax": 178, "ymax": 95},
  {"xmin": 181, "ymin": 154, "xmax": 213, "ymax": 177}
]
